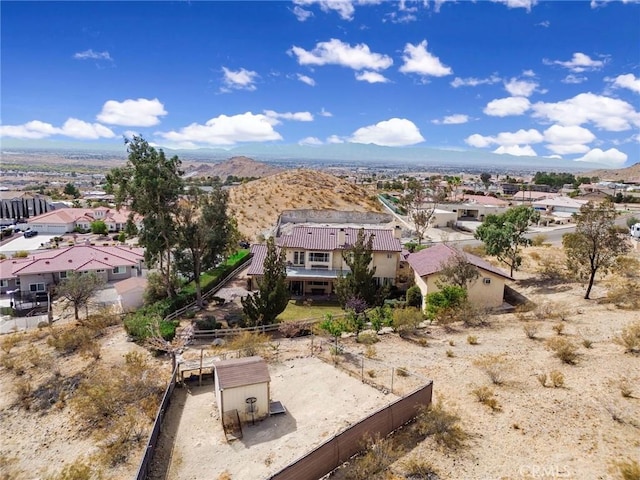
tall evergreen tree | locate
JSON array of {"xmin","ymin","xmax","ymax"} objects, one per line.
[
  {"xmin": 334, "ymin": 228, "xmax": 384, "ymax": 307},
  {"xmin": 241, "ymin": 237, "xmax": 289, "ymax": 326},
  {"xmin": 105, "ymin": 136, "xmax": 184, "ymax": 298},
  {"xmin": 174, "ymin": 186, "xmax": 236, "ymax": 307}
]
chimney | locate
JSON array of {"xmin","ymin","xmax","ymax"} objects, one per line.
[
  {"xmin": 393, "ymin": 225, "xmax": 402, "ymax": 239},
  {"xmin": 338, "ymin": 228, "xmax": 346, "ymax": 246}
]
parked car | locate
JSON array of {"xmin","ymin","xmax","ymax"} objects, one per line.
[{"xmin": 24, "ymin": 230, "xmax": 38, "ymax": 238}]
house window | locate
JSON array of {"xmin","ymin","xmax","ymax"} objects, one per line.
[
  {"xmin": 112, "ymin": 266, "xmax": 126, "ymax": 274},
  {"xmin": 309, "ymin": 252, "xmax": 329, "ymax": 263},
  {"xmin": 60, "ymin": 271, "xmax": 68, "ymax": 279},
  {"xmin": 386, "ymin": 253, "xmax": 393, "ymax": 259},
  {"xmin": 0, "ymin": 279, "xmax": 8, "ymax": 287},
  {"xmin": 29, "ymin": 283, "xmax": 45, "ymax": 292},
  {"xmin": 293, "ymin": 251, "xmax": 305, "ymax": 266},
  {"xmin": 15, "ymin": 279, "xmax": 20, "ymax": 286},
  {"xmin": 309, "ymin": 281, "xmax": 328, "ymax": 286},
  {"xmin": 483, "ymin": 278, "xmax": 491, "ymax": 285},
  {"xmin": 96, "ymin": 269, "xmax": 105, "ymax": 273}
]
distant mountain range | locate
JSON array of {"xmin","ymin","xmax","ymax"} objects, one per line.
[{"xmin": 1, "ymin": 138, "xmax": 626, "ymax": 172}]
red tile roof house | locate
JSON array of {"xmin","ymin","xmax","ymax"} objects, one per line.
[
  {"xmin": 436, "ymin": 194, "xmax": 511, "ymax": 221},
  {"xmin": 406, "ymin": 243, "xmax": 512, "ymax": 312},
  {"xmin": 25, "ymin": 207, "xmax": 142, "ymax": 234},
  {"xmin": 0, "ymin": 245, "xmax": 145, "ymax": 302},
  {"xmin": 247, "ymin": 226, "xmax": 403, "ymax": 297}
]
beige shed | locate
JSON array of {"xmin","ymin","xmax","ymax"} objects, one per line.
[{"xmin": 214, "ymin": 356, "xmax": 271, "ymax": 427}]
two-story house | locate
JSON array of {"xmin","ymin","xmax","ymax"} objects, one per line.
[{"xmin": 247, "ymin": 226, "xmax": 403, "ymax": 296}]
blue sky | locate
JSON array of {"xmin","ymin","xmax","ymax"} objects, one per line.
[{"xmin": 1, "ymin": 0, "xmax": 639, "ymax": 167}]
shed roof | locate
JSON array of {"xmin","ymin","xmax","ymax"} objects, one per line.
[{"xmin": 214, "ymin": 356, "xmax": 270, "ymax": 390}]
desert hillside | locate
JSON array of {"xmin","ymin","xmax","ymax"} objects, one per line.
[
  {"xmin": 584, "ymin": 162, "xmax": 640, "ymax": 183},
  {"xmin": 183, "ymin": 156, "xmax": 283, "ymax": 180},
  {"xmin": 227, "ymin": 169, "xmax": 383, "ymax": 241}
]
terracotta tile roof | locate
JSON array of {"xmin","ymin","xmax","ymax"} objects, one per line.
[
  {"xmin": 26, "ymin": 207, "xmax": 140, "ymax": 226},
  {"xmin": 247, "ymin": 244, "xmax": 268, "ymax": 275},
  {"xmin": 214, "ymin": 356, "xmax": 270, "ymax": 389},
  {"xmin": 406, "ymin": 243, "xmax": 512, "ymax": 280},
  {"xmin": 8, "ymin": 245, "xmax": 144, "ymax": 276},
  {"xmin": 459, "ymin": 194, "xmax": 510, "ymax": 206},
  {"xmin": 277, "ymin": 226, "xmax": 401, "ymax": 252}
]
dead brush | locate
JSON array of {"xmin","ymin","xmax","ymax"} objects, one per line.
[
  {"xmin": 1, "ymin": 333, "xmax": 21, "ymax": 354},
  {"xmin": 44, "ymin": 457, "xmax": 101, "ymax": 480},
  {"xmin": 345, "ymin": 433, "xmax": 400, "ymax": 480},
  {"xmin": 471, "ymin": 385, "xmax": 501, "ymax": 411},
  {"xmin": 546, "ymin": 337, "xmax": 580, "ymax": 365},
  {"xmin": 400, "ymin": 456, "xmax": 439, "ymax": 479},
  {"xmin": 549, "ymin": 370, "xmax": 565, "ymax": 388},
  {"xmin": 523, "ymin": 322, "xmax": 540, "ymax": 339},
  {"xmin": 612, "ymin": 458, "xmax": 640, "ymax": 480},
  {"xmin": 473, "ymin": 354, "xmax": 508, "ymax": 385},
  {"xmin": 614, "ymin": 321, "xmax": 640, "ymax": 354},
  {"xmin": 414, "ymin": 400, "xmax": 468, "ymax": 451}
]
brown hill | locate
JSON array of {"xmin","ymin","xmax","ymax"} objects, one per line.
[
  {"xmin": 583, "ymin": 162, "xmax": 640, "ymax": 183},
  {"xmin": 184, "ymin": 156, "xmax": 283, "ymax": 180},
  {"xmin": 228, "ymin": 169, "xmax": 383, "ymax": 241}
]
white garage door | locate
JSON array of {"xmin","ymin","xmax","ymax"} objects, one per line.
[{"xmin": 43, "ymin": 224, "xmax": 68, "ymax": 234}]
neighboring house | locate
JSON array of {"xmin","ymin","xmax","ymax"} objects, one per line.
[
  {"xmin": 0, "ymin": 245, "xmax": 145, "ymax": 297},
  {"xmin": 115, "ymin": 276, "xmax": 147, "ymax": 313},
  {"xmin": 511, "ymin": 191, "xmax": 559, "ymax": 203},
  {"xmin": 531, "ymin": 196, "xmax": 588, "ymax": 217},
  {"xmin": 26, "ymin": 207, "xmax": 142, "ymax": 234},
  {"xmin": 437, "ymin": 195, "xmax": 510, "ymax": 221},
  {"xmin": 0, "ymin": 191, "xmax": 54, "ymax": 225},
  {"xmin": 214, "ymin": 356, "xmax": 271, "ymax": 425},
  {"xmin": 406, "ymin": 244, "xmax": 512, "ymax": 312},
  {"xmin": 247, "ymin": 225, "xmax": 403, "ymax": 296}
]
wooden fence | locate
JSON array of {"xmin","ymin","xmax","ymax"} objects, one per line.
[
  {"xmin": 163, "ymin": 254, "xmax": 252, "ymax": 322},
  {"xmin": 134, "ymin": 365, "xmax": 179, "ymax": 480},
  {"xmin": 267, "ymin": 381, "xmax": 433, "ymax": 480}
]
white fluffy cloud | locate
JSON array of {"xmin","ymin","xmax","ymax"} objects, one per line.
[
  {"xmin": 292, "ymin": 5, "xmax": 313, "ymax": 21},
  {"xmin": 97, "ymin": 98, "xmax": 167, "ymax": 127},
  {"xmin": 432, "ymin": 114, "xmax": 469, "ymax": 125},
  {"xmin": 157, "ymin": 112, "xmax": 282, "ymax": 147},
  {"xmin": 504, "ymin": 78, "xmax": 538, "ymax": 97},
  {"xmin": 493, "ymin": 145, "xmax": 538, "ymax": 156},
  {"xmin": 0, "ymin": 118, "xmax": 115, "ymax": 140},
  {"xmin": 293, "ymin": 0, "xmax": 355, "ymax": 20},
  {"xmin": 263, "ymin": 110, "xmax": 314, "ymax": 122},
  {"xmin": 532, "ymin": 93, "xmax": 640, "ymax": 131},
  {"xmin": 73, "ymin": 49, "xmax": 112, "ymax": 61},
  {"xmin": 543, "ymin": 124, "xmax": 595, "ymax": 152},
  {"xmin": 297, "ymin": 74, "xmax": 316, "ymax": 86},
  {"xmin": 319, "ymin": 108, "xmax": 333, "ymax": 117},
  {"xmin": 562, "ymin": 74, "xmax": 587, "ymax": 84},
  {"xmin": 484, "ymin": 97, "xmax": 531, "ymax": 116},
  {"xmin": 299, "ymin": 136, "xmax": 323, "ymax": 146},
  {"xmin": 399, "ymin": 40, "xmax": 452, "ymax": 77},
  {"xmin": 327, "ymin": 134, "xmax": 344, "ymax": 144},
  {"xmin": 289, "ymin": 39, "xmax": 392, "ymax": 71},
  {"xmin": 350, "ymin": 118, "xmax": 425, "ymax": 146},
  {"xmin": 450, "ymin": 75, "xmax": 501, "ymax": 88},
  {"xmin": 221, "ymin": 67, "xmax": 259, "ymax": 91},
  {"xmin": 574, "ymin": 147, "xmax": 628, "ymax": 166},
  {"xmin": 491, "ymin": 0, "xmax": 537, "ymax": 11},
  {"xmin": 465, "ymin": 129, "xmax": 543, "ymax": 148},
  {"xmin": 610, "ymin": 73, "xmax": 640, "ymax": 94},
  {"xmin": 544, "ymin": 52, "xmax": 605, "ymax": 72},
  {"xmin": 355, "ymin": 71, "xmax": 390, "ymax": 83}
]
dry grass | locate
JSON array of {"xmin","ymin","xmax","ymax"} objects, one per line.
[
  {"xmin": 523, "ymin": 322, "xmax": 540, "ymax": 339},
  {"xmin": 546, "ymin": 337, "xmax": 580, "ymax": 364},
  {"xmin": 473, "ymin": 354, "xmax": 508, "ymax": 385},
  {"xmin": 471, "ymin": 385, "xmax": 501, "ymax": 411},
  {"xmin": 414, "ymin": 400, "xmax": 468, "ymax": 451},
  {"xmin": 612, "ymin": 458, "xmax": 640, "ymax": 480},
  {"xmin": 615, "ymin": 321, "xmax": 640, "ymax": 354}
]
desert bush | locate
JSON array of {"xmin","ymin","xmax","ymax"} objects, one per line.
[
  {"xmin": 97, "ymin": 411, "xmax": 146, "ymax": 467},
  {"xmin": 523, "ymin": 322, "xmax": 540, "ymax": 339},
  {"xmin": 1, "ymin": 352, "xmax": 18, "ymax": 372},
  {"xmin": 364, "ymin": 345, "xmax": 377, "ymax": 359},
  {"xmin": 537, "ymin": 372, "xmax": 548, "ymax": 387},
  {"xmin": 613, "ymin": 458, "xmax": 640, "ymax": 480},
  {"xmin": 406, "ymin": 285, "xmax": 423, "ymax": 308},
  {"xmin": 366, "ymin": 369, "xmax": 376, "ymax": 378},
  {"xmin": 471, "ymin": 385, "xmax": 501, "ymax": 411},
  {"xmin": 529, "ymin": 251, "xmax": 541, "ymax": 261},
  {"xmin": 194, "ymin": 315, "xmax": 221, "ymax": 331},
  {"xmin": 537, "ymin": 256, "xmax": 569, "ymax": 283},
  {"xmin": 47, "ymin": 326, "xmax": 97, "ymax": 356},
  {"xmin": 44, "ymin": 457, "xmax": 101, "ymax": 480},
  {"xmin": 550, "ymin": 370, "xmax": 565, "ymax": 388},
  {"xmin": 618, "ymin": 377, "xmax": 633, "ymax": 398},
  {"xmin": 547, "ymin": 337, "xmax": 580, "ymax": 364},
  {"xmin": 474, "ymin": 354, "xmax": 507, "ymax": 385},
  {"xmin": 0, "ymin": 453, "xmax": 24, "ymax": 479},
  {"xmin": 614, "ymin": 255, "xmax": 640, "ymax": 279},
  {"xmin": 531, "ymin": 234, "xmax": 548, "ymax": 247},
  {"xmin": 345, "ymin": 433, "xmax": 399, "ymax": 480},
  {"xmin": 582, "ymin": 338, "xmax": 594, "ymax": 349},
  {"xmin": 396, "ymin": 367, "xmax": 409, "ymax": 377},
  {"xmin": 25, "ymin": 345, "xmax": 53, "ymax": 369},
  {"xmin": 446, "ymin": 349, "xmax": 454, "ymax": 358},
  {"xmin": 400, "ymin": 456, "xmax": 439, "ymax": 478},
  {"xmin": 278, "ymin": 320, "xmax": 312, "ymax": 338},
  {"xmin": 392, "ymin": 307, "xmax": 424, "ymax": 337},
  {"xmin": 14, "ymin": 378, "xmax": 32, "ymax": 409},
  {"xmin": 1, "ymin": 333, "xmax": 20, "ymax": 353},
  {"xmin": 604, "ymin": 281, "xmax": 640, "ymax": 310},
  {"xmin": 615, "ymin": 321, "xmax": 640, "ymax": 354},
  {"xmin": 357, "ymin": 331, "xmax": 379, "ymax": 345},
  {"xmin": 227, "ymin": 331, "xmax": 269, "ymax": 357},
  {"xmin": 463, "ymin": 244, "xmax": 486, "ymax": 257},
  {"xmin": 414, "ymin": 400, "xmax": 468, "ymax": 451},
  {"xmin": 552, "ymin": 323, "xmax": 565, "ymax": 335},
  {"xmin": 467, "ymin": 335, "xmax": 479, "ymax": 345}
]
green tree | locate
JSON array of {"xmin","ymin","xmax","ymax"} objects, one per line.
[
  {"xmin": 63, "ymin": 182, "xmax": 81, "ymax": 198},
  {"xmin": 425, "ymin": 285, "xmax": 468, "ymax": 326},
  {"xmin": 401, "ymin": 177, "xmax": 446, "ymax": 244},
  {"xmin": 318, "ymin": 313, "xmax": 347, "ymax": 354},
  {"xmin": 562, "ymin": 201, "xmax": 630, "ymax": 299},
  {"xmin": 105, "ymin": 136, "xmax": 184, "ymax": 298},
  {"xmin": 241, "ymin": 237, "xmax": 289, "ymax": 326},
  {"xmin": 480, "ymin": 172, "xmax": 491, "ymax": 189},
  {"xmin": 334, "ymin": 229, "xmax": 384, "ymax": 307},
  {"xmin": 56, "ymin": 272, "xmax": 106, "ymax": 321},
  {"xmin": 173, "ymin": 186, "xmax": 236, "ymax": 307},
  {"xmin": 438, "ymin": 250, "xmax": 480, "ymax": 289},
  {"xmin": 90, "ymin": 220, "xmax": 108, "ymax": 235},
  {"xmin": 474, "ymin": 206, "xmax": 540, "ymax": 277},
  {"xmin": 406, "ymin": 285, "xmax": 423, "ymax": 308},
  {"xmin": 626, "ymin": 216, "xmax": 639, "ymax": 228}
]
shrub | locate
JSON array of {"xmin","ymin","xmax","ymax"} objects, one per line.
[
  {"xmin": 414, "ymin": 400, "xmax": 468, "ymax": 451},
  {"xmin": 357, "ymin": 332, "xmax": 379, "ymax": 345},
  {"xmin": 392, "ymin": 307, "xmax": 424, "ymax": 337},
  {"xmin": 582, "ymin": 338, "xmax": 594, "ymax": 349},
  {"xmin": 467, "ymin": 335, "xmax": 479, "ymax": 345},
  {"xmin": 396, "ymin": 367, "xmax": 409, "ymax": 377},
  {"xmin": 47, "ymin": 327, "xmax": 96, "ymax": 356},
  {"xmin": 474, "ymin": 354, "xmax": 507, "ymax": 385},
  {"xmin": 364, "ymin": 345, "xmax": 377, "ymax": 359},
  {"xmin": 531, "ymin": 234, "xmax": 548, "ymax": 246},
  {"xmin": 552, "ymin": 323, "xmax": 565, "ymax": 335},
  {"xmin": 124, "ymin": 312, "xmax": 178, "ymax": 343},
  {"xmin": 446, "ymin": 349, "xmax": 454, "ymax": 358},
  {"xmin": 547, "ymin": 337, "xmax": 580, "ymax": 364},
  {"xmin": 537, "ymin": 372, "xmax": 548, "ymax": 387},
  {"xmin": 44, "ymin": 458, "xmax": 101, "ymax": 480},
  {"xmin": 194, "ymin": 315, "xmax": 221, "ymax": 331},
  {"xmin": 345, "ymin": 434, "xmax": 399, "ymax": 480},
  {"xmin": 471, "ymin": 385, "xmax": 501, "ymax": 411},
  {"xmin": 550, "ymin": 370, "xmax": 565, "ymax": 388},
  {"xmin": 227, "ymin": 331, "xmax": 269, "ymax": 357},
  {"xmin": 12, "ymin": 250, "xmax": 29, "ymax": 258},
  {"xmin": 619, "ymin": 377, "xmax": 633, "ymax": 398},
  {"xmin": 523, "ymin": 322, "xmax": 540, "ymax": 339},
  {"xmin": 406, "ymin": 285, "xmax": 423, "ymax": 308},
  {"xmin": 400, "ymin": 457, "xmax": 439, "ymax": 479},
  {"xmin": 615, "ymin": 321, "xmax": 640, "ymax": 354},
  {"xmin": 1, "ymin": 333, "xmax": 20, "ymax": 353},
  {"xmin": 613, "ymin": 459, "xmax": 640, "ymax": 480}
]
